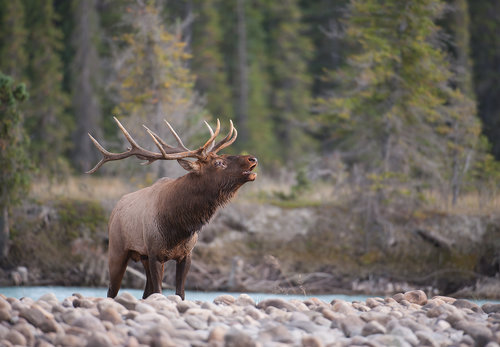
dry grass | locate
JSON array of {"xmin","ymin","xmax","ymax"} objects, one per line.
[
  {"xmin": 30, "ymin": 174, "xmax": 500, "ymax": 217},
  {"xmin": 424, "ymin": 191, "xmax": 500, "ymax": 216},
  {"xmin": 31, "ymin": 175, "xmax": 134, "ymax": 205}
]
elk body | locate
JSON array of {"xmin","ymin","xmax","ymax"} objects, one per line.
[{"xmin": 87, "ymin": 118, "xmax": 257, "ymax": 299}]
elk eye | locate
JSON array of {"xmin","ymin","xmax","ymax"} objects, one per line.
[{"xmin": 214, "ymin": 159, "xmax": 226, "ymax": 169}]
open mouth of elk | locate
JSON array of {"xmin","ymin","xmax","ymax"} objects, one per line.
[{"xmin": 243, "ymin": 161, "xmax": 258, "ymax": 181}]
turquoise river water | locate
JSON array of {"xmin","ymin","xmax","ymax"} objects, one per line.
[{"xmin": 0, "ymin": 286, "xmax": 499, "ymax": 306}]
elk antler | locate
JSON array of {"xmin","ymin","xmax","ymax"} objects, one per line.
[
  {"xmin": 205, "ymin": 119, "xmax": 238, "ymax": 154},
  {"xmin": 87, "ymin": 117, "xmax": 237, "ymax": 173}
]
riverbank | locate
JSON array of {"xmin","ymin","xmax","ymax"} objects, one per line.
[{"xmin": 1, "ymin": 290, "xmax": 499, "ymax": 346}]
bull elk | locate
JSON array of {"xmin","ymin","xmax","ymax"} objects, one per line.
[{"xmin": 87, "ymin": 117, "xmax": 257, "ymax": 299}]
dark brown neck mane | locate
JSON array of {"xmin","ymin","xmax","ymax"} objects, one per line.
[{"xmin": 155, "ymin": 173, "xmax": 242, "ymax": 247}]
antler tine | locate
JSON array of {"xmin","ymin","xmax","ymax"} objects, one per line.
[
  {"xmin": 143, "ymin": 125, "xmax": 168, "ymax": 158},
  {"xmin": 211, "ymin": 119, "xmax": 237, "ymax": 153},
  {"xmin": 86, "ymin": 134, "xmax": 112, "ymax": 174},
  {"xmin": 86, "ymin": 117, "xmax": 164, "ymax": 173},
  {"xmin": 216, "ymin": 127, "xmax": 238, "ymax": 152},
  {"xmin": 204, "ymin": 120, "xmax": 215, "ymax": 151},
  {"xmin": 114, "ymin": 116, "xmax": 139, "ymax": 149},
  {"xmin": 164, "ymin": 120, "xmax": 190, "ymax": 151},
  {"xmin": 200, "ymin": 119, "xmax": 220, "ymax": 155}
]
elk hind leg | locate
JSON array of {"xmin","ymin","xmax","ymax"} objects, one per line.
[{"xmin": 107, "ymin": 251, "xmax": 129, "ymax": 298}]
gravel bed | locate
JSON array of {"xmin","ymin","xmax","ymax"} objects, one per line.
[{"xmin": 1, "ymin": 290, "xmax": 499, "ymax": 346}]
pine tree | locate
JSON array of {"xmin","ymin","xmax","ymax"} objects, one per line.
[
  {"xmin": 190, "ymin": 0, "xmax": 233, "ymax": 119},
  {"xmin": 0, "ymin": 72, "xmax": 29, "ymax": 259},
  {"xmin": 265, "ymin": 0, "xmax": 313, "ymax": 162},
  {"xmin": 317, "ymin": 0, "xmax": 479, "ymax": 202},
  {"xmin": 0, "ymin": 0, "xmax": 28, "ymax": 81},
  {"xmin": 112, "ymin": 0, "xmax": 207, "ymax": 178},
  {"xmin": 468, "ymin": 0, "xmax": 500, "ymax": 160},
  {"xmin": 23, "ymin": 0, "xmax": 71, "ymax": 175},
  {"xmin": 71, "ymin": 0, "xmax": 102, "ymax": 172}
]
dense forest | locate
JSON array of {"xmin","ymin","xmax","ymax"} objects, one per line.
[{"xmin": 1, "ymin": 0, "xmax": 500, "ymax": 295}]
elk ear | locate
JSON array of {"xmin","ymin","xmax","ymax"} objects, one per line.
[{"xmin": 177, "ymin": 159, "xmax": 200, "ymax": 173}]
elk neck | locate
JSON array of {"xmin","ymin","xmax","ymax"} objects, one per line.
[{"xmin": 155, "ymin": 172, "xmax": 242, "ymax": 246}]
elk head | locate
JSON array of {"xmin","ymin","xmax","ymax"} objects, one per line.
[{"xmin": 86, "ymin": 117, "xmax": 258, "ymax": 184}]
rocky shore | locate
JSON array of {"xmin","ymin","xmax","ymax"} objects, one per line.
[{"xmin": 1, "ymin": 290, "xmax": 500, "ymax": 347}]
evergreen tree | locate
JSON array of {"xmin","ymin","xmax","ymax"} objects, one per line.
[
  {"xmin": 0, "ymin": 72, "xmax": 29, "ymax": 259},
  {"xmin": 23, "ymin": 0, "xmax": 71, "ymax": 175},
  {"xmin": 265, "ymin": 0, "xmax": 313, "ymax": 162},
  {"xmin": 317, "ymin": 0, "xmax": 479, "ymax": 202},
  {"xmin": 71, "ymin": 0, "xmax": 102, "ymax": 172},
  {"xmin": 468, "ymin": 0, "xmax": 500, "ymax": 160},
  {"xmin": 190, "ymin": 0, "xmax": 233, "ymax": 119},
  {"xmin": 112, "ymin": 0, "xmax": 207, "ymax": 178},
  {"xmin": 0, "ymin": 0, "xmax": 28, "ymax": 80}
]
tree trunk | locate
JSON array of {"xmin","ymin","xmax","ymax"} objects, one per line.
[
  {"xmin": 0, "ymin": 206, "xmax": 9, "ymax": 259},
  {"xmin": 236, "ymin": 0, "xmax": 249, "ymax": 144},
  {"xmin": 72, "ymin": 0, "xmax": 101, "ymax": 172}
]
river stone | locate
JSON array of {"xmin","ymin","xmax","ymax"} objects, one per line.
[
  {"xmin": 360, "ymin": 311, "xmax": 393, "ymax": 325},
  {"xmin": 259, "ymin": 324, "xmax": 293, "ymax": 343},
  {"xmin": 393, "ymin": 293, "xmax": 405, "ymax": 303},
  {"xmin": 150, "ymin": 332, "xmax": 176, "ymax": 347},
  {"xmin": 224, "ymin": 328, "xmax": 256, "ymax": 347},
  {"xmin": 0, "ymin": 308, "xmax": 11, "ymax": 321},
  {"xmin": 483, "ymin": 303, "xmax": 500, "ymax": 314},
  {"xmin": 290, "ymin": 299, "xmax": 310, "ymax": 312},
  {"xmin": 337, "ymin": 314, "xmax": 365, "ymax": 337},
  {"xmin": 99, "ymin": 306, "xmax": 123, "ymax": 324},
  {"xmin": 166, "ymin": 295, "xmax": 182, "ymax": 304},
  {"xmin": 114, "ymin": 292, "xmax": 137, "ymax": 310},
  {"xmin": 0, "ymin": 324, "xmax": 9, "ymax": 339},
  {"xmin": 38, "ymin": 293, "xmax": 59, "ymax": 306},
  {"xmin": 432, "ymin": 295, "xmax": 456, "ymax": 304},
  {"xmin": 302, "ymin": 335, "xmax": 324, "ymax": 347},
  {"xmin": 372, "ymin": 334, "xmax": 412, "ymax": 347},
  {"xmin": 85, "ymin": 331, "xmax": 113, "ymax": 347},
  {"xmin": 20, "ymin": 303, "xmax": 58, "ymax": 333},
  {"xmin": 5, "ymin": 329, "xmax": 26, "ymax": 346},
  {"xmin": 34, "ymin": 339, "xmax": 55, "ymax": 347},
  {"xmin": 331, "ymin": 300, "xmax": 355, "ymax": 315},
  {"xmin": 434, "ymin": 319, "xmax": 452, "ymax": 331},
  {"xmin": 235, "ymin": 294, "xmax": 255, "ymax": 306},
  {"xmin": 352, "ymin": 302, "xmax": 370, "ymax": 312},
  {"xmin": 14, "ymin": 322, "xmax": 36, "ymax": 346},
  {"xmin": 208, "ymin": 325, "xmax": 228, "ymax": 344},
  {"xmin": 403, "ymin": 290, "xmax": 427, "ymax": 305},
  {"xmin": 73, "ymin": 313, "xmax": 106, "ymax": 332},
  {"xmin": 321, "ymin": 308, "xmax": 345, "ymax": 322},
  {"xmin": 73, "ymin": 298, "xmax": 95, "ymax": 309},
  {"xmin": 290, "ymin": 318, "xmax": 323, "ymax": 334},
  {"xmin": 0, "ymin": 297, "xmax": 11, "ymax": 311},
  {"xmin": 135, "ymin": 302, "xmax": 156, "ymax": 314},
  {"xmin": 97, "ymin": 298, "xmax": 128, "ymax": 315},
  {"xmin": 259, "ymin": 298, "xmax": 298, "ymax": 312},
  {"xmin": 391, "ymin": 325, "xmax": 419, "ymax": 345},
  {"xmin": 453, "ymin": 299, "xmax": 484, "ymax": 313},
  {"xmin": 362, "ymin": 321, "xmax": 387, "ymax": 336},
  {"xmin": 366, "ymin": 298, "xmax": 381, "ymax": 308},
  {"xmin": 458, "ymin": 322, "xmax": 494, "ymax": 346},
  {"xmin": 185, "ymin": 315, "xmax": 208, "ymax": 330},
  {"xmin": 177, "ymin": 300, "xmax": 197, "ymax": 313},
  {"xmin": 55, "ymin": 333, "xmax": 86, "ymax": 347},
  {"xmin": 213, "ymin": 294, "xmax": 236, "ymax": 305}
]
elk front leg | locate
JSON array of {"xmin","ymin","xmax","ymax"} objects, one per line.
[
  {"xmin": 144, "ymin": 256, "xmax": 164, "ymax": 299},
  {"xmin": 175, "ymin": 253, "xmax": 192, "ymax": 300}
]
